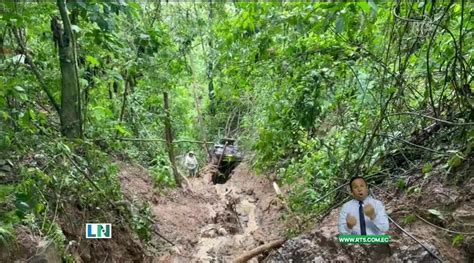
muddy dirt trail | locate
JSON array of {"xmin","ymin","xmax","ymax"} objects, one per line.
[
  {"xmin": 118, "ymin": 163, "xmax": 286, "ymax": 262},
  {"xmin": 118, "ymin": 159, "xmax": 473, "ymax": 262}
]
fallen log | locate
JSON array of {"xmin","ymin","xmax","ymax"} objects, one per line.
[{"xmin": 233, "ymin": 239, "xmax": 286, "ymax": 263}]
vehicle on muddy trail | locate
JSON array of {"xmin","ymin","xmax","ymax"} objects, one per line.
[{"xmin": 210, "ymin": 138, "xmax": 242, "ymax": 184}]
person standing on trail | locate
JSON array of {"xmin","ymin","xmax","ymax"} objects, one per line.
[
  {"xmin": 338, "ymin": 176, "xmax": 389, "ymax": 235},
  {"xmin": 184, "ymin": 151, "xmax": 198, "ymax": 177}
]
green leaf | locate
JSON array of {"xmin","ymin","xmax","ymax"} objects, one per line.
[
  {"xmin": 79, "ymin": 78, "xmax": 89, "ymax": 87},
  {"xmin": 71, "ymin": 24, "xmax": 81, "ymax": 33},
  {"xmin": 0, "ymin": 226, "xmax": 13, "ymax": 246},
  {"xmin": 86, "ymin": 55, "xmax": 100, "ymax": 66},
  {"xmin": 387, "ymin": 86, "xmax": 397, "ymax": 95},
  {"xmin": 127, "ymin": 2, "xmax": 141, "ymax": 10},
  {"xmin": 14, "ymin": 86, "xmax": 25, "ymax": 92},
  {"xmin": 357, "ymin": 3, "xmax": 370, "ymax": 14},
  {"xmin": 447, "ymin": 152, "xmax": 464, "ymax": 168},
  {"xmin": 397, "ymin": 179, "xmax": 406, "ymax": 190},
  {"xmin": 96, "ymin": 17, "xmax": 110, "ymax": 31},
  {"xmin": 17, "ymin": 201, "xmax": 30, "ymax": 212},
  {"xmin": 90, "ymin": 106, "xmax": 112, "ymax": 120},
  {"xmin": 422, "ymin": 163, "xmax": 433, "ymax": 174},
  {"xmin": 114, "ymin": 124, "xmax": 127, "ymax": 136},
  {"xmin": 2, "ymin": 135, "xmax": 11, "ymax": 148},
  {"xmin": 0, "ymin": 111, "xmax": 9, "ymax": 121},
  {"xmin": 76, "ymin": 0, "xmax": 87, "ymax": 9},
  {"xmin": 19, "ymin": 112, "xmax": 31, "ymax": 128},
  {"xmin": 452, "ymin": 234, "xmax": 463, "ymax": 246},
  {"xmin": 35, "ymin": 203, "xmax": 45, "ymax": 214},
  {"xmin": 0, "ymin": 185, "xmax": 14, "ymax": 200},
  {"xmin": 335, "ymin": 15, "xmax": 344, "ymax": 33},
  {"xmin": 28, "ymin": 109, "xmax": 36, "ymax": 120},
  {"xmin": 57, "ymin": 142, "xmax": 71, "ymax": 155}
]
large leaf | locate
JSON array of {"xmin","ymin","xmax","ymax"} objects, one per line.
[
  {"xmin": 335, "ymin": 15, "xmax": 345, "ymax": 33},
  {"xmin": 427, "ymin": 209, "xmax": 445, "ymax": 221}
]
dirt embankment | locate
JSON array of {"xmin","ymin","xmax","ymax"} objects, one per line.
[
  {"xmin": 0, "ymin": 161, "xmax": 286, "ymax": 263},
  {"xmin": 264, "ymin": 159, "xmax": 474, "ymax": 263}
]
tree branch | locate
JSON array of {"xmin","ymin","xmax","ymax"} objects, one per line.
[
  {"xmin": 377, "ymin": 133, "xmax": 441, "ymax": 153},
  {"xmin": 426, "ymin": 0, "xmax": 455, "ymax": 118},
  {"xmin": 415, "ymin": 214, "xmax": 474, "ymax": 235},
  {"xmin": 12, "ymin": 28, "xmax": 61, "ymax": 115},
  {"xmin": 233, "ymin": 239, "xmax": 286, "ymax": 263},
  {"xmin": 388, "ymin": 112, "xmax": 474, "ymax": 126},
  {"xmin": 118, "ymin": 138, "xmax": 214, "ymax": 144}
]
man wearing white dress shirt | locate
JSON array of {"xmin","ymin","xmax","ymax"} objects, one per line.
[
  {"xmin": 338, "ymin": 176, "xmax": 389, "ymax": 235},
  {"xmin": 184, "ymin": 151, "xmax": 198, "ymax": 177}
]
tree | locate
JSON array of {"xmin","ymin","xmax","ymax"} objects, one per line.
[
  {"xmin": 163, "ymin": 91, "xmax": 182, "ymax": 187},
  {"xmin": 55, "ymin": 0, "xmax": 82, "ymax": 138}
]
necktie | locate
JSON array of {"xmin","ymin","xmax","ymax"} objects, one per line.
[{"xmin": 359, "ymin": 200, "xmax": 367, "ymax": 235}]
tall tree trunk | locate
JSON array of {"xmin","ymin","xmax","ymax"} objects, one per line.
[
  {"xmin": 207, "ymin": 1, "xmax": 215, "ymax": 115},
  {"xmin": 163, "ymin": 91, "xmax": 181, "ymax": 187},
  {"xmin": 56, "ymin": 0, "xmax": 82, "ymax": 138},
  {"xmin": 188, "ymin": 54, "xmax": 211, "ymax": 161}
]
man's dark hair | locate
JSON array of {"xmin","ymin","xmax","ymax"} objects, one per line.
[{"xmin": 349, "ymin": 176, "xmax": 368, "ymax": 191}]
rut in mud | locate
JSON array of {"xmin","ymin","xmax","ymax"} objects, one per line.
[{"xmin": 118, "ymin": 162, "xmax": 286, "ymax": 262}]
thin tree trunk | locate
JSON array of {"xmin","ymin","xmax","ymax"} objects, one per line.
[
  {"xmin": 13, "ymin": 28, "xmax": 61, "ymax": 115},
  {"xmin": 207, "ymin": 1, "xmax": 215, "ymax": 114},
  {"xmin": 71, "ymin": 9, "xmax": 82, "ymax": 137},
  {"xmin": 57, "ymin": 0, "xmax": 82, "ymax": 138},
  {"xmin": 163, "ymin": 91, "xmax": 181, "ymax": 187},
  {"xmin": 188, "ymin": 53, "xmax": 211, "ymax": 161},
  {"xmin": 116, "ymin": 75, "xmax": 129, "ymax": 138}
]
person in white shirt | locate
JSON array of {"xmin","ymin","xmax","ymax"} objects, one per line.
[
  {"xmin": 184, "ymin": 151, "xmax": 198, "ymax": 177},
  {"xmin": 338, "ymin": 176, "xmax": 389, "ymax": 235}
]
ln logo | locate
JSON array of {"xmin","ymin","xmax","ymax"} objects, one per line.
[{"xmin": 86, "ymin": 223, "xmax": 112, "ymax": 239}]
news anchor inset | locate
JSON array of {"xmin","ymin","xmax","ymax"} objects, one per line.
[{"xmin": 338, "ymin": 176, "xmax": 389, "ymax": 235}]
